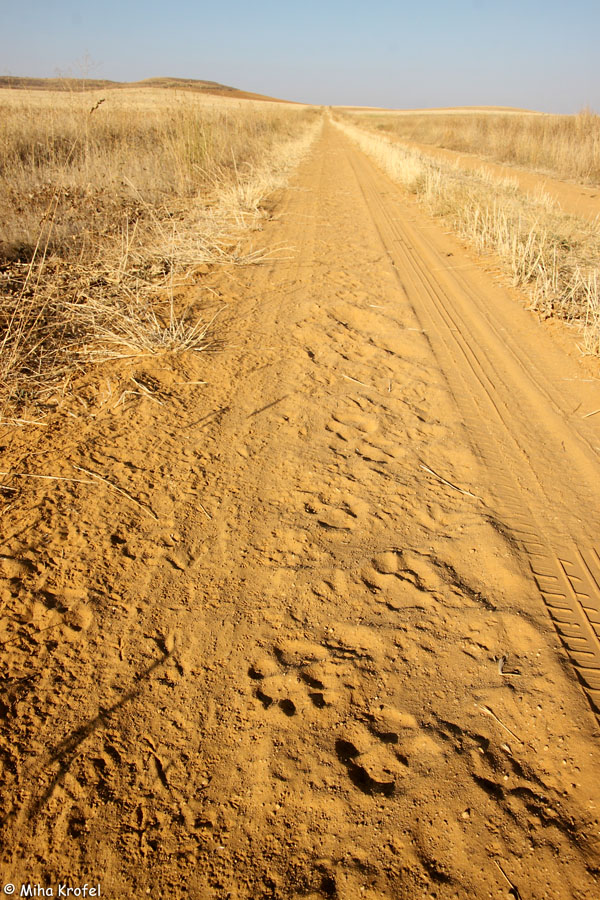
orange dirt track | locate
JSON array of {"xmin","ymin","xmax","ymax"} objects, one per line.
[{"xmin": 1, "ymin": 120, "xmax": 599, "ymax": 899}]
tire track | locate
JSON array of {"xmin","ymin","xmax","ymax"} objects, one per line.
[{"xmin": 339, "ymin": 126, "xmax": 600, "ymax": 715}]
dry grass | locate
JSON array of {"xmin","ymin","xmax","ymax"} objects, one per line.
[
  {"xmin": 0, "ymin": 87, "xmax": 320, "ymax": 414},
  {"xmin": 347, "ymin": 109, "xmax": 600, "ymax": 185},
  {"xmin": 334, "ymin": 117, "xmax": 600, "ymax": 354}
]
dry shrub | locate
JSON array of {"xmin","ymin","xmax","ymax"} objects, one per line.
[
  {"xmin": 0, "ymin": 88, "xmax": 321, "ymax": 414},
  {"xmin": 334, "ymin": 117, "xmax": 600, "ymax": 354}
]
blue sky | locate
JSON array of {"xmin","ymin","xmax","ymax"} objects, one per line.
[{"xmin": 1, "ymin": 0, "xmax": 598, "ymax": 112}]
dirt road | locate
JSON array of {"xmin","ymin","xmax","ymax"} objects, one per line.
[{"xmin": 1, "ymin": 120, "xmax": 600, "ymax": 899}]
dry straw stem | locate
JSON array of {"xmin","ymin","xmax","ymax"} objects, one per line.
[
  {"xmin": 0, "ymin": 87, "xmax": 322, "ymax": 413},
  {"xmin": 73, "ymin": 464, "xmax": 159, "ymax": 519},
  {"xmin": 419, "ymin": 463, "xmax": 480, "ymax": 500},
  {"xmin": 333, "ymin": 117, "xmax": 600, "ymax": 355},
  {"xmin": 0, "ymin": 470, "xmax": 92, "ymax": 484},
  {"xmin": 476, "ymin": 704, "xmax": 523, "ymax": 745},
  {"xmin": 494, "ymin": 861, "xmax": 523, "ymax": 900}
]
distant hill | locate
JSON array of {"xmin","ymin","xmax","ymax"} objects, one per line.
[
  {"xmin": 336, "ymin": 104, "xmax": 540, "ymax": 115},
  {"xmin": 0, "ymin": 75, "xmax": 295, "ymax": 104}
]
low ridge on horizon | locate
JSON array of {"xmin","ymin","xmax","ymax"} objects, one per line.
[
  {"xmin": 0, "ymin": 76, "xmax": 549, "ymax": 115},
  {"xmin": 0, "ymin": 74, "xmax": 296, "ymax": 104}
]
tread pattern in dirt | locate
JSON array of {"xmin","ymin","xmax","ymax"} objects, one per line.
[{"xmin": 341, "ymin": 136, "xmax": 600, "ymax": 719}]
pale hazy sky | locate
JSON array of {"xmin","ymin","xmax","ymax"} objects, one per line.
[{"xmin": 1, "ymin": 0, "xmax": 598, "ymax": 112}]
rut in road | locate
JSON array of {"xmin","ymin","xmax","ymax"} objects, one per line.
[
  {"xmin": 337, "ymin": 122, "xmax": 600, "ymax": 717},
  {"xmin": 1, "ymin": 119, "xmax": 600, "ymax": 900}
]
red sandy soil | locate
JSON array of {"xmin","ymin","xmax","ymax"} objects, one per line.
[{"xmin": 1, "ymin": 120, "xmax": 599, "ymax": 899}]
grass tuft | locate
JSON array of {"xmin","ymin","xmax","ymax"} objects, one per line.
[{"xmin": 0, "ymin": 87, "xmax": 321, "ymax": 414}]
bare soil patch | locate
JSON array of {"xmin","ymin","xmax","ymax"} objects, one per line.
[{"xmin": 1, "ymin": 121, "xmax": 599, "ymax": 899}]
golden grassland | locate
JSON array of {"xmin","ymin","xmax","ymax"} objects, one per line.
[
  {"xmin": 2, "ymin": 90, "xmax": 599, "ymax": 421},
  {"xmin": 333, "ymin": 114, "xmax": 600, "ymax": 353},
  {"xmin": 0, "ymin": 88, "xmax": 312, "ymax": 260},
  {"xmin": 343, "ymin": 108, "xmax": 600, "ymax": 185},
  {"xmin": 0, "ymin": 74, "xmax": 293, "ymax": 103},
  {"xmin": 0, "ymin": 87, "xmax": 319, "ymax": 415}
]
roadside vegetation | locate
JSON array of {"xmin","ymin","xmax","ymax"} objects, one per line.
[
  {"xmin": 333, "ymin": 115, "xmax": 600, "ymax": 354},
  {"xmin": 0, "ymin": 87, "xmax": 320, "ymax": 416},
  {"xmin": 349, "ymin": 109, "xmax": 600, "ymax": 185}
]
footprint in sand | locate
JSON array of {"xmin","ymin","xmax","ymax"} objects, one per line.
[
  {"xmin": 354, "ymin": 440, "xmax": 397, "ymax": 464},
  {"xmin": 248, "ymin": 638, "xmax": 436, "ymax": 802},
  {"xmin": 335, "ymin": 719, "xmax": 410, "ymax": 797},
  {"xmin": 331, "ymin": 410, "xmax": 379, "ymax": 435},
  {"xmin": 249, "ymin": 641, "xmax": 332, "ymax": 715},
  {"xmin": 26, "ymin": 588, "xmax": 95, "ymax": 643},
  {"xmin": 305, "ymin": 492, "xmax": 369, "ymax": 532},
  {"xmin": 360, "ymin": 551, "xmax": 438, "ymax": 612},
  {"xmin": 249, "ymin": 635, "xmax": 374, "ymax": 718}
]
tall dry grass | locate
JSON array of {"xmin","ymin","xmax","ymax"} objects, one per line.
[
  {"xmin": 351, "ymin": 109, "xmax": 600, "ymax": 185},
  {"xmin": 0, "ymin": 88, "xmax": 321, "ymax": 414},
  {"xmin": 334, "ymin": 117, "xmax": 600, "ymax": 354}
]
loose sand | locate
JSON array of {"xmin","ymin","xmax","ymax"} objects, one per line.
[{"xmin": 1, "ymin": 121, "xmax": 599, "ymax": 899}]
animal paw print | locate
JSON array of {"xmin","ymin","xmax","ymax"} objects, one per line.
[
  {"xmin": 335, "ymin": 715, "xmax": 411, "ymax": 797},
  {"xmin": 248, "ymin": 640, "xmax": 337, "ymax": 716},
  {"xmin": 248, "ymin": 640, "xmax": 418, "ymax": 798},
  {"xmin": 304, "ymin": 491, "xmax": 369, "ymax": 532}
]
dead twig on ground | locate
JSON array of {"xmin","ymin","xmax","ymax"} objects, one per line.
[
  {"xmin": 494, "ymin": 860, "xmax": 523, "ymax": 899},
  {"xmin": 0, "ymin": 470, "xmax": 93, "ymax": 485},
  {"xmin": 342, "ymin": 374, "xmax": 371, "ymax": 388},
  {"xmin": 477, "ymin": 703, "xmax": 523, "ymax": 744},
  {"xmin": 73, "ymin": 464, "xmax": 159, "ymax": 520},
  {"xmin": 420, "ymin": 463, "xmax": 480, "ymax": 499}
]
